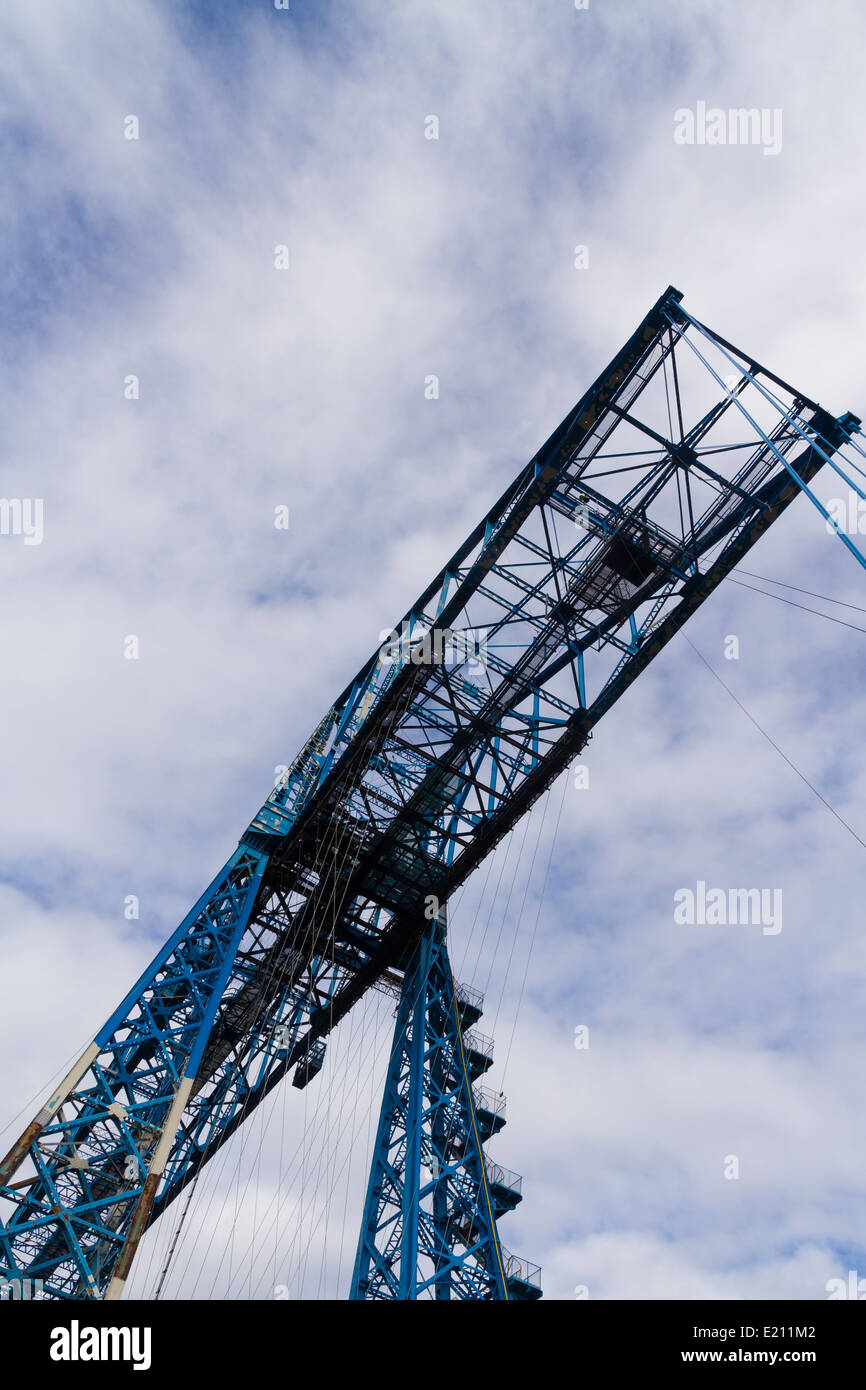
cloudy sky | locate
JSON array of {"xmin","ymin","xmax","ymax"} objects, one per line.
[{"xmin": 2, "ymin": 0, "xmax": 866, "ymax": 1301}]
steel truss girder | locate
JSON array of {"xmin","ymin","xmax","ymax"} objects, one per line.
[{"xmin": 1, "ymin": 286, "xmax": 861, "ymax": 1298}]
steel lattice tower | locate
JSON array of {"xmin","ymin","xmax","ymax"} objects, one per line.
[
  {"xmin": 1, "ymin": 286, "xmax": 862, "ymax": 1300},
  {"xmin": 350, "ymin": 906, "xmax": 539, "ymax": 1300}
]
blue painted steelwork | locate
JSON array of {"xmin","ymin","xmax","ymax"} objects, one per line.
[
  {"xmin": 668, "ymin": 305, "xmax": 866, "ymax": 575},
  {"xmin": 1, "ymin": 287, "xmax": 861, "ymax": 1299},
  {"xmin": 350, "ymin": 908, "xmax": 539, "ymax": 1300}
]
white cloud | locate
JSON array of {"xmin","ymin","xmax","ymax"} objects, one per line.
[{"xmin": 1, "ymin": 0, "xmax": 865, "ymax": 1300}]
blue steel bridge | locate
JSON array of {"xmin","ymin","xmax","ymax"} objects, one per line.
[{"xmin": 1, "ymin": 285, "xmax": 862, "ymax": 1300}]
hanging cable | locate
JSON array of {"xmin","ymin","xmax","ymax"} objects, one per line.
[
  {"xmin": 727, "ymin": 576, "xmax": 866, "ymax": 635},
  {"xmin": 733, "ymin": 567, "xmax": 866, "ymax": 615},
  {"xmin": 682, "ymin": 634, "xmax": 866, "ymax": 854}
]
